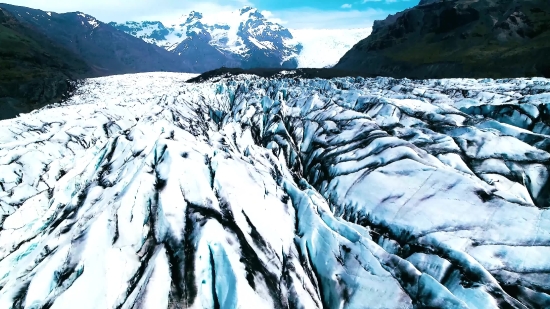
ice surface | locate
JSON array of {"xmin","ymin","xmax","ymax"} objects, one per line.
[{"xmin": 0, "ymin": 73, "xmax": 549, "ymax": 308}]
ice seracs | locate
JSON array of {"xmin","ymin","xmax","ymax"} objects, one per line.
[{"xmin": 0, "ymin": 72, "xmax": 549, "ymax": 308}]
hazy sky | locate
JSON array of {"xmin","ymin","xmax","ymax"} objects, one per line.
[{"xmin": 1, "ymin": 0, "xmax": 418, "ymax": 29}]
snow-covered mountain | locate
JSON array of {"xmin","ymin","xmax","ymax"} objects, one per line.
[
  {"xmin": 0, "ymin": 72, "xmax": 549, "ymax": 308},
  {"xmin": 109, "ymin": 20, "xmax": 179, "ymax": 49},
  {"xmin": 110, "ymin": 7, "xmax": 370, "ymax": 70},
  {"xmin": 110, "ymin": 7, "xmax": 301, "ymax": 72}
]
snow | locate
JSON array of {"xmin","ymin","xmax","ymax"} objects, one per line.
[
  {"xmin": 201, "ymin": 8, "xmax": 255, "ymax": 55},
  {"xmin": 290, "ymin": 28, "xmax": 372, "ymax": 68},
  {"xmin": 248, "ymin": 36, "xmax": 268, "ymax": 49},
  {"xmin": 87, "ymin": 18, "xmax": 99, "ymax": 29},
  {"xmin": 109, "ymin": 21, "xmax": 185, "ymax": 49},
  {"xmin": 0, "ymin": 73, "xmax": 549, "ymax": 308}
]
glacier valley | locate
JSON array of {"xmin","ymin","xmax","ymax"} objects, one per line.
[{"xmin": 0, "ymin": 72, "xmax": 549, "ymax": 308}]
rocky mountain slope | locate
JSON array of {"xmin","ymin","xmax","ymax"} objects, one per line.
[
  {"xmin": 111, "ymin": 7, "xmax": 370, "ymax": 70},
  {"xmin": 335, "ymin": 0, "xmax": 550, "ymax": 79},
  {"xmin": 0, "ymin": 72, "xmax": 549, "ymax": 308},
  {"xmin": 0, "ymin": 7, "xmax": 92, "ymax": 121},
  {"xmin": 0, "ymin": 3, "xmax": 194, "ymax": 76}
]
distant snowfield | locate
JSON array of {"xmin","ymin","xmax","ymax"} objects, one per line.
[
  {"xmin": 0, "ymin": 73, "xmax": 549, "ymax": 308},
  {"xmin": 290, "ymin": 28, "xmax": 372, "ymax": 68}
]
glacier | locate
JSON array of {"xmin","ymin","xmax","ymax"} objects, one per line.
[{"xmin": 0, "ymin": 72, "xmax": 549, "ymax": 308}]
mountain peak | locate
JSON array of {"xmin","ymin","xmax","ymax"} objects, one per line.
[
  {"xmin": 184, "ymin": 11, "xmax": 203, "ymax": 24},
  {"xmin": 188, "ymin": 11, "xmax": 203, "ymax": 19},
  {"xmin": 239, "ymin": 6, "xmax": 255, "ymax": 15},
  {"xmin": 239, "ymin": 6, "xmax": 266, "ymax": 19}
]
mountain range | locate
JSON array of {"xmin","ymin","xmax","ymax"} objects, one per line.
[
  {"xmin": 2, "ymin": 0, "xmax": 550, "ymax": 81},
  {"xmin": 0, "ymin": 3, "xmax": 370, "ymax": 76},
  {"xmin": 0, "ymin": 3, "xmax": 192, "ymax": 75},
  {"xmin": 0, "ymin": 3, "xmax": 371, "ymax": 120},
  {"xmin": 110, "ymin": 7, "xmax": 370, "ymax": 71}
]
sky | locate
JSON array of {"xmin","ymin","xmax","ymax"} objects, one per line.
[{"xmin": 1, "ymin": 0, "xmax": 419, "ymax": 29}]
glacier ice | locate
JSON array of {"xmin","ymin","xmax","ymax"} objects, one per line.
[{"xmin": 0, "ymin": 72, "xmax": 549, "ymax": 308}]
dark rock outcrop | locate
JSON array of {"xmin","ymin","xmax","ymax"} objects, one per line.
[
  {"xmin": 335, "ymin": 0, "xmax": 550, "ymax": 79},
  {"xmin": 186, "ymin": 67, "xmax": 375, "ymax": 83}
]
